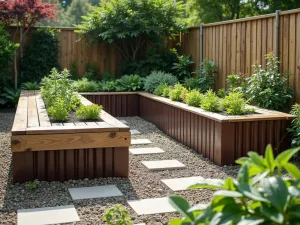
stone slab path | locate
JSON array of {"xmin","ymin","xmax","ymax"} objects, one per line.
[
  {"xmin": 131, "ymin": 129, "xmax": 141, "ymax": 135},
  {"xmin": 69, "ymin": 185, "xmax": 123, "ymax": 200},
  {"xmin": 131, "ymin": 139, "xmax": 152, "ymax": 145},
  {"xmin": 162, "ymin": 176, "xmax": 204, "ymax": 191},
  {"xmin": 130, "ymin": 147, "xmax": 165, "ymax": 155},
  {"xmin": 142, "ymin": 160, "xmax": 186, "ymax": 171}
]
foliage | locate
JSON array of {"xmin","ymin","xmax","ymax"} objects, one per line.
[
  {"xmin": 183, "ymin": 77, "xmax": 199, "ymax": 90},
  {"xmin": 222, "ymin": 91, "xmax": 253, "ymax": 115},
  {"xmin": 227, "ymin": 74, "xmax": 247, "ymax": 94},
  {"xmin": 144, "ymin": 71, "xmax": 178, "ymax": 93},
  {"xmin": 0, "ymin": 88, "xmax": 21, "ymax": 107},
  {"xmin": 41, "ymin": 68, "xmax": 80, "ymax": 111},
  {"xmin": 76, "ymin": 0, "xmax": 186, "ymax": 61},
  {"xmin": 181, "ymin": 88, "xmax": 189, "ymax": 103},
  {"xmin": 22, "ymin": 27, "xmax": 59, "ymax": 82},
  {"xmin": 102, "ymin": 204, "xmax": 132, "ymax": 225},
  {"xmin": 76, "ymin": 104, "xmax": 102, "ymax": 120},
  {"xmin": 288, "ymin": 104, "xmax": 300, "ymax": 148},
  {"xmin": 198, "ymin": 60, "xmax": 217, "ymax": 93},
  {"xmin": 185, "ymin": 90, "xmax": 203, "ymax": 107},
  {"xmin": 169, "ymin": 83, "xmax": 187, "ymax": 101},
  {"xmin": 116, "ymin": 75, "xmax": 143, "ymax": 91},
  {"xmin": 84, "ymin": 62, "xmax": 99, "ymax": 80},
  {"xmin": 102, "ymin": 71, "xmax": 115, "ymax": 81},
  {"xmin": 21, "ymin": 82, "xmax": 41, "ymax": 90},
  {"xmin": 0, "ymin": 25, "xmax": 18, "ymax": 93},
  {"xmin": 48, "ymin": 98, "xmax": 69, "ymax": 121},
  {"xmin": 99, "ymin": 81, "xmax": 117, "ymax": 92},
  {"xmin": 73, "ymin": 78, "xmax": 99, "ymax": 92},
  {"xmin": 246, "ymin": 53, "xmax": 294, "ymax": 111},
  {"xmin": 169, "ymin": 145, "xmax": 300, "ymax": 225},
  {"xmin": 154, "ymin": 83, "xmax": 169, "ymax": 96},
  {"xmin": 200, "ymin": 90, "xmax": 221, "ymax": 112},
  {"xmin": 217, "ymin": 88, "xmax": 226, "ymax": 98},
  {"xmin": 70, "ymin": 61, "xmax": 78, "ymax": 78},
  {"xmin": 26, "ymin": 179, "xmax": 40, "ymax": 191},
  {"xmin": 172, "ymin": 55, "xmax": 194, "ymax": 81},
  {"xmin": 162, "ymin": 86, "xmax": 172, "ymax": 98}
]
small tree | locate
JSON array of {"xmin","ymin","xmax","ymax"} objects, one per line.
[
  {"xmin": 76, "ymin": 0, "xmax": 187, "ymax": 62},
  {"xmin": 0, "ymin": 0, "xmax": 57, "ymax": 88}
]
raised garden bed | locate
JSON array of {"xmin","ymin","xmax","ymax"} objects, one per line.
[
  {"xmin": 11, "ymin": 91, "xmax": 130, "ymax": 183},
  {"xmin": 82, "ymin": 92, "xmax": 295, "ymax": 165}
]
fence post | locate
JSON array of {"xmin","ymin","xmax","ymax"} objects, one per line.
[
  {"xmin": 199, "ymin": 23, "xmax": 204, "ymax": 72},
  {"xmin": 275, "ymin": 10, "xmax": 280, "ymax": 70}
]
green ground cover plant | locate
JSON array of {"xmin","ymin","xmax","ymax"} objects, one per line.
[
  {"xmin": 183, "ymin": 77, "xmax": 200, "ymax": 90},
  {"xmin": 21, "ymin": 82, "xmax": 41, "ymax": 90},
  {"xmin": 169, "ymin": 83, "xmax": 187, "ymax": 101},
  {"xmin": 200, "ymin": 90, "xmax": 221, "ymax": 112},
  {"xmin": 102, "ymin": 204, "xmax": 132, "ymax": 225},
  {"xmin": 117, "ymin": 75, "xmax": 143, "ymax": 91},
  {"xmin": 144, "ymin": 71, "xmax": 178, "ymax": 93},
  {"xmin": 73, "ymin": 78, "xmax": 99, "ymax": 92},
  {"xmin": 76, "ymin": 104, "xmax": 102, "ymax": 120},
  {"xmin": 222, "ymin": 91, "xmax": 254, "ymax": 115},
  {"xmin": 185, "ymin": 90, "xmax": 203, "ymax": 107},
  {"xmin": 48, "ymin": 98, "xmax": 69, "ymax": 121},
  {"xmin": 154, "ymin": 83, "xmax": 169, "ymax": 96}
]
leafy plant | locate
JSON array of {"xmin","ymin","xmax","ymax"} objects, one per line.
[
  {"xmin": 169, "ymin": 145, "xmax": 300, "ymax": 225},
  {"xmin": 102, "ymin": 71, "xmax": 115, "ymax": 81},
  {"xmin": 288, "ymin": 104, "xmax": 300, "ymax": 148},
  {"xmin": 0, "ymin": 88, "xmax": 21, "ymax": 107},
  {"xmin": 99, "ymin": 81, "xmax": 117, "ymax": 92},
  {"xmin": 172, "ymin": 55, "xmax": 194, "ymax": 81},
  {"xmin": 70, "ymin": 61, "xmax": 78, "ymax": 78},
  {"xmin": 117, "ymin": 75, "xmax": 143, "ymax": 91},
  {"xmin": 227, "ymin": 74, "xmax": 248, "ymax": 94},
  {"xmin": 84, "ymin": 62, "xmax": 99, "ymax": 80},
  {"xmin": 144, "ymin": 70, "xmax": 178, "ymax": 93},
  {"xmin": 76, "ymin": 104, "xmax": 102, "ymax": 120},
  {"xmin": 73, "ymin": 78, "xmax": 99, "ymax": 92},
  {"xmin": 183, "ymin": 77, "xmax": 199, "ymax": 90},
  {"xmin": 21, "ymin": 82, "xmax": 41, "ymax": 90},
  {"xmin": 154, "ymin": 83, "xmax": 169, "ymax": 96},
  {"xmin": 222, "ymin": 91, "xmax": 253, "ymax": 115},
  {"xmin": 26, "ymin": 179, "xmax": 40, "ymax": 191},
  {"xmin": 200, "ymin": 90, "xmax": 221, "ymax": 112},
  {"xmin": 246, "ymin": 52, "xmax": 294, "ymax": 111},
  {"xmin": 48, "ymin": 98, "xmax": 69, "ymax": 121},
  {"xmin": 169, "ymin": 83, "xmax": 187, "ymax": 101},
  {"xmin": 102, "ymin": 204, "xmax": 132, "ymax": 225},
  {"xmin": 22, "ymin": 27, "xmax": 60, "ymax": 83},
  {"xmin": 162, "ymin": 86, "xmax": 172, "ymax": 98},
  {"xmin": 185, "ymin": 90, "xmax": 203, "ymax": 107},
  {"xmin": 217, "ymin": 88, "xmax": 226, "ymax": 98},
  {"xmin": 198, "ymin": 59, "xmax": 217, "ymax": 92}
]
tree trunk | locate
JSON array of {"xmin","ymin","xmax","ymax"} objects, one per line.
[{"xmin": 20, "ymin": 27, "xmax": 24, "ymax": 78}]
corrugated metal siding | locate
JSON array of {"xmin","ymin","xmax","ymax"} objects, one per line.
[{"xmin": 13, "ymin": 147, "xmax": 129, "ymax": 183}]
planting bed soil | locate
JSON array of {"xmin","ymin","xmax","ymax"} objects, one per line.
[
  {"xmin": 11, "ymin": 91, "xmax": 130, "ymax": 183},
  {"xmin": 82, "ymin": 92, "xmax": 295, "ymax": 165}
]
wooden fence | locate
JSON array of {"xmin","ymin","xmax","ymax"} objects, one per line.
[{"xmin": 181, "ymin": 8, "xmax": 300, "ymax": 102}]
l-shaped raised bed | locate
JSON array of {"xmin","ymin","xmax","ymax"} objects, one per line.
[
  {"xmin": 11, "ymin": 91, "xmax": 130, "ymax": 183},
  {"xmin": 82, "ymin": 92, "xmax": 295, "ymax": 166}
]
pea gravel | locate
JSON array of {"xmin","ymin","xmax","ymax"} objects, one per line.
[{"xmin": 0, "ymin": 110, "xmax": 239, "ymax": 225}]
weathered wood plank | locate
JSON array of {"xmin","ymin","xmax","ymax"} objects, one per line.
[
  {"xmin": 27, "ymin": 91, "xmax": 39, "ymax": 128},
  {"xmin": 12, "ymin": 91, "xmax": 29, "ymax": 134},
  {"xmin": 36, "ymin": 93, "xmax": 51, "ymax": 127}
]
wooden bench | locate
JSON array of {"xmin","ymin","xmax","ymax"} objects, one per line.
[{"xmin": 11, "ymin": 91, "xmax": 131, "ymax": 183}]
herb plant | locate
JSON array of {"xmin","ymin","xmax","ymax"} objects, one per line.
[
  {"xmin": 198, "ymin": 59, "xmax": 217, "ymax": 92},
  {"xmin": 48, "ymin": 98, "xmax": 69, "ymax": 121},
  {"xmin": 76, "ymin": 104, "xmax": 102, "ymax": 120},
  {"xmin": 222, "ymin": 91, "xmax": 252, "ymax": 115},
  {"xmin": 288, "ymin": 104, "xmax": 300, "ymax": 148},
  {"xmin": 246, "ymin": 53, "xmax": 293, "ymax": 111},
  {"xmin": 217, "ymin": 88, "xmax": 226, "ymax": 98},
  {"xmin": 102, "ymin": 204, "xmax": 132, "ymax": 225},
  {"xmin": 185, "ymin": 90, "xmax": 203, "ymax": 107},
  {"xmin": 200, "ymin": 90, "xmax": 221, "ymax": 112},
  {"xmin": 172, "ymin": 55, "xmax": 194, "ymax": 81},
  {"xmin": 73, "ymin": 78, "xmax": 99, "ymax": 92},
  {"xmin": 183, "ymin": 77, "xmax": 199, "ymax": 90},
  {"xmin": 169, "ymin": 145, "xmax": 300, "ymax": 225},
  {"xmin": 99, "ymin": 81, "xmax": 117, "ymax": 92},
  {"xmin": 169, "ymin": 83, "xmax": 187, "ymax": 101},
  {"xmin": 144, "ymin": 71, "xmax": 178, "ymax": 93},
  {"xmin": 117, "ymin": 75, "xmax": 143, "ymax": 91},
  {"xmin": 162, "ymin": 86, "xmax": 172, "ymax": 97},
  {"xmin": 21, "ymin": 82, "xmax": 41, "ymax": 90},
  {"xmin": 154, "ymin": 83, "xmax": 169, "ymax": 96}
]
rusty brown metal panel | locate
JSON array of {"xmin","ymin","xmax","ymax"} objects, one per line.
[{"xmin": 114, "ymin": 147, "xmax": 129, "ymax": 177}]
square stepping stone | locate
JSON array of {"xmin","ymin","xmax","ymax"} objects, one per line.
[
  {"xmin": 120, "ymin": 120, "xmax": 128, "ymax": 124},
  {"xmin": 162, "ymin": 176, "xmax": 204, "ymax": 191},
  {"xmin": 127, "ymin": 197, "xmax": 176, "ymax": 215},
  {"xmin": 142, "ymin": 160, "xmax": 186, "ymax": 171},
  {"xmin": 17, "ymin": 205, "xmax": 79, "ymax": 225},
  {"xmin": 131, "ymin": 129, "xmax": 141, "ymax": 135},
  {"xmin": 69, "ymin": 185, "xmax": 123, "ymax": 200},
  {"xmin": 130, "ymin": 147, "xmax": 164, "ymax": 155},
  {"xmin": 131, "ymin": 139, "xmax": 152, "ymax": 145}
]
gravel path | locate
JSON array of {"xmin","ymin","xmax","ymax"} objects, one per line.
[{"xmin": 0, "ymin": 110, "xmax": 239, "ymax": 225}]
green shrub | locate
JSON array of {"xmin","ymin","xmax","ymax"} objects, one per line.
[
  {"xmin": 246, "ymin": 53, "xmax": 294, "ymax": 111},
  {"xmin": 102, "ymin": 204, "xmax": 132, "ymax": 225},
  {"xmin": 200, "ymin": 90, "xmax": 221, "ymax": 112},
  {"xmin": 76, "ymin": 104, "xmax": 102, "ymax": 120},
  {"xmin": 183, "ymin": 77, "xmax": 199, "ymax": 90},
  {"xmin": 217, "ymin": 88, "xmax": 226, "ymax": 98},
  {"xmin": 197, "ymin": 59, "xmax": 217, "ymax": 92},
  {"xmin": 70, "ymin": 61, "xmax": 78, "ymax": 78},
  {"xmin": 288, "ymin": 104, "xmax": 300, "ymax": 148},
  {"xmin": 0, "ymin": 88, "xmax": 21, "ymax": 107},
  {"xmin": 185, "ymin": 90, "xmax": 203, "ymax": 107},
  {"xmin": 169, "ymin": 145, "xmax": 300, "ymax": 225},
  {"xmin": 21, "ymin": 82, "xmax": 41, "ymax": 90},
  {"xmin": 99, "ymin": 81, "xmax": 117, "ymax": 92},
  {"xmin": 154, "ymin": 83, "xmax": 169, "ymax": 96},
  {"xmin": 102, "ymin": 71, "xmax": 115, "ymax": 81},
  {"xmin": 227, "ymin": 74, "xmax": 247, "ymax": 94},
  {"xmin": 73, "ymin": 78, "xmax": 99, "ymax": 92},
  {"xmin": 172, "ymin": 55, "xmax": 194, "ymax": 81},
  {"xmin": 144, "ymin": 71, "xmax": 178, "ymax": 93},
  {"xmin": 22, "ymin": 28, "xmax": 59, "ymax": 82},
  {"xmin": 0, "ymin": 25, "xmax": 18, "ymax": 93},
  {"xmin": 180, "ymin": 88, "xmax": 189, "ymax": 103},
  {"xmin": 169, "ymin": 83, "xmax": 187, "ymax": 101},
  {"xmin": 117, "ymin": 75, "xmax": 143, "ymax": 91},
  {"xmin": 162, "ymin": 86, "xmax": 172, "ymax": 97},
  {"xmin": 222, "ymin": 91, "xmax": 250, "ymax": 115},
  {"xmin": 48, "ymin": 98, "xmax": 69, "ymax": 121},
  {"xmin": 84, "ymin": 62, "xmax": 99, "ymax": 80}
]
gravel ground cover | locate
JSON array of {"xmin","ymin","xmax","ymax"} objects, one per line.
[{"xmin": 0, "ymin": 109, "xmax": 239, "ymax": 225}]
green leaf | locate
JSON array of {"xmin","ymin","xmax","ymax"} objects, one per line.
[
  {"xmin": 187, "ymin": 203, "xmax": 207, "ymax": 212},
  {"xmin": 236, "ymin": 217, "xmax": 265, "ymax": 225},
  {"xmin": 264, "ymin": 145, "xmax": 275, "ymax": 172},
  {"xmin": 289, "ymin": 205, "xmax": 300, "ymax": 218},
  {"xmin": 288, "ymin": 185, "xmax": 300, "ymax": 198},
  {"xmin": 168, "ymin": 218, "xmax": 192, "ymax": 225},
  {"xmin": 247, "ymin": 152, "xmax": 266, "ymax": 169},
  {"xmin": 261, "ymin": 202, "xmax": 284, "ymax": 223},
  {"xmin": 237, "ymin": 183, "xmax": 268, "ymax": 202},
  {"xmin": 223, "ymin": 177, "xmax": 236, "ymax": 190},
  {"xmin": 168, "ymin": 195, "xmax": 194, "ymax": 221},
  {"xmin": 235, "ymin": 157, "xmax": 249, "ymax": 165},
  {"xmin": 284, "ymin": 162, "xmax": 300, "ymax": 179},
  {"xmin": 210, "ymin": 204, "xmax": 244, "ymax": 225},
  {"xmin": 276, "ymin": 147, "xmax": 300, "ymax": 166},
  {"xmin": 189, "ymin": 179, "xmax": 225, "ymax": 189},
  {"xmin": 237, "ymin": 164, "xmax": 249, "ymax": 183},
  {"xmin": 261, "ymin": 177, "xmax": 289, "ymax": 212},
  {"xmin": 213, "ymin": 190, "xmax": 243, "ymax": 198},
  {"xmin": 251, "ymin": 171, "xmax": 269, "ymax": 185}
]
